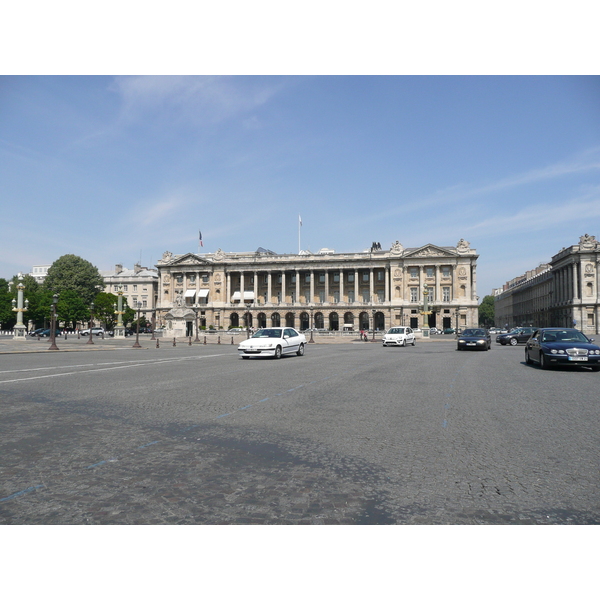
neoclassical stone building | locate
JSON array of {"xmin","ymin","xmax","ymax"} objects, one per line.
[
  {"xmin": 494, "ymin": 234, "xmax": 600, "ymax": 335},
  {"xmin": 155, "ymin": 240, "xmax": 479, "ymax": 337}
]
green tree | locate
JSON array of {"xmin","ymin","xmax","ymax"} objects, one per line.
[
  {"xmin": 56, "ymin": 289, "xmax": 90, "ymax": 329},
  {"xmin": 478, "ymin": 295, "xmax": 495, "ymax": 327},
  {"xmin": 0, "ymin": 278, "xmax": 15, "ymax": 329},
  {"xmin": 93, "ymin": 292, "xmax": 118, "ymax": 330},
  {"xmin": 44, "ymin": 254, "xmax": 104, "ymax": 306}
]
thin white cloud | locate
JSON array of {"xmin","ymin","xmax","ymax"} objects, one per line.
[{"xmin": 110, "ymin": 76, "xmax": 286, "ymax": 127}]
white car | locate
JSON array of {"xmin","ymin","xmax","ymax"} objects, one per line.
[
  {"xmin": 80, "ymin": 327, "xmax": 105, "ymax": 336},
  {"xmin": 238, "ymin": 327, "xmax": 306, "ymax": 359},
  {"xmin": 382, "ymin": 327, "xmax": 416, "ymax": 347}
]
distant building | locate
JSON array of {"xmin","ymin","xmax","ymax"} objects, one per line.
[
  {"xmin": 101, "ymin": 264, "xmax": 159, "ymax": 320},
  {"xmin": 29, "ymin": 265, "xmax": 51, "ymax": 284},
  {"xmin": 494, "ymin": 234, "xmax": 600, "ymax": 334},
  {"xmin": 155, "ymin": 240, "xmax": 479, "ymax": 338}
]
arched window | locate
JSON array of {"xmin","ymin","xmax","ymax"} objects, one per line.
[
  {"xmin": 257, "ymin": 312, "xmax": 267, "ymax": 328},
  {"xmin": 314, "ymin": 312, "xmax": 324, "ymax": 329},
  {"xmin": 329, "ymin": 312, "xmax": 339, "ymax": 331},
  {"xmin": 271, "ymin": 313, "xmax": 281, "ymax": 327},
  {"xmin": 285, "ymin": 312, "xmax": 295, "ymax": 328},
  {"xmin": 230, "ymin": 313, "xmax": 240, "ymax": 327},
  {"xmin": 300, "ymin": 312, "xmax": 310, "ymax": 330}
]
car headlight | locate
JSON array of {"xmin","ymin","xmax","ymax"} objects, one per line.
[
  {"xmin": 477, "ymin": 340, "xmax": 484, "ymax": 344},
  {"xmin": 458, "ymin": 340, "xmax": 465, "ymax": 344}
]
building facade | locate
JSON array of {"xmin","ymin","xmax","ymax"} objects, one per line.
[
  {"xmin": 101, "ymin": 263, "xmax": 159, "ymax": 320},
  {"xmin": 155, "ymin": 240, "xmax": 479, "ymax": 337},
  {"xmin": 494, "ymin": 234, "xmax": 600, "ymax": 335}
]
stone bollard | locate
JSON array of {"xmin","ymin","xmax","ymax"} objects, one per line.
[
  {"xmin": 173, "ymin": 337, "xmax": 176, "ymax": 347},
  {"xmin": 218, "ymin": 336, "xmax": 221, "ymax": 344},
  {"xmin": 203, "ymin": 336, "xmax": 207, "ymax": 345},
  {"xmin": 188, "ymin": 336, "xmax": 192, "ymax": 346},
  {"xmin": 231, "ymin": 336, "xmax": 234, "ymax": 344},
  {"xmin": 156, "ymin": 339, "xmax": 160, "ymax": 348}
]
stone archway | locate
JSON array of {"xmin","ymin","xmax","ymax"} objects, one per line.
[
  {"xmin": 271, "ymin": 313, "xmax": 281, "ymax": 327},
  {"xmin": 300, "ymin": 312, "xmax": 310, "ymax": 330},
  {"xmin": 285, "ymin": 312, "xmax": 295, "ymax": 328},
  {"xmin": 230, "ymin": 313, "xmax": 240, "ymax": 328},
  {"xmin": 314, "ymin": 312, "xmax": 324, "ymax": 329},
  {"xmin": 374, "ymin": 311, "xmax": 385, "ymax": 331},
  {"xmin": 359, "ymin": 312, "xmax": 370, "ymax": 330},
  {"xmin": 257, "ymin": 312, "xmax": 267, "ymax": 328},
  {"xmin": 329, "ymin": 312, "xmax": 339, "ymax": 331}
]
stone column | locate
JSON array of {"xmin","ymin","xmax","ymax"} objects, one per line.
[
  {"xmin": 354, "ymin": 269, "xmax": 359, "ymax": 303},
  {"xmin": 324, "ymin": 269, "xmax": 329, "ymax": 303},
  {"xmin": 369, "ymin": 268, "xmax": 374, "ymax": 303},
  {"xmin": 240, "ymin": 272, "xmax": 245, "ymax": 305},
  {"xmin": 296, "ymin": 269, "xmax": 300, "ymax": 304},
  {"xmin": 385, "ymin": 267, "xmax": 390, "ymax": 303},
  {"xmin": 310, "ymin": 270, "xmax": 315, "ymax": 304},
  {"xmin": 281, "ymin": 271, "xmax": 286, "ymax": 304},
  {"xmin": 573, "ymin": 262, "xmax": 579, "ymax": 300},
  {"xmin": 339, "ymin": 270, "xmax": 344, "ymax": 304},
  {"xmin": 253, "ymin": 271, "xmax": 258, "ymax": 304},
  {"xmin": 226, "ymin": 272, "xmax": 231, "ymax": 305},
  {"xmin": 267, "ymin": 272, "xmax": 272, "ymax": 304}
]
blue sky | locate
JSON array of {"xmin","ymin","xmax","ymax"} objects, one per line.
[{"xmin": 2, "ymin": 74, "xmax": 599, "ymax": 297}]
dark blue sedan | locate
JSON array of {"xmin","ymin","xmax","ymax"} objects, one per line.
[{"xmin": 525, "ymin": 328, "xmax": 600, "ymax": 371}]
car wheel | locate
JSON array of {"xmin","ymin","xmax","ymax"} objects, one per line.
[
  {"xmin": 525, "ymin": 350, "xmax": 533, "ymax": 365},
  {"xmin": 274, "ymin": 345, "xmax": 282, "ymax": 359},
  {"xmin": 401, "ymin": 338, "xmax": 406, "ymax": 347},
  {"xmin": 296, "ymin": 343, "xmax": 305, "ymax": 356},
  {"xmin": 590, "ymin": 365, "xmax": 600, "ymax": 372},
  {"xmin": 242, "ymin": 356, "xmax": 249, "ymax": 360},
  {"xmin": 540, "ymin": 352, "xmax": 551, "ymax": 370},
  {"xmin": 510, "ymin": 338, "xmax": 518, "ymax": 346},
  {"xmin": 412, "ymin": 338, "xmax": 416, "ymax": 346}
]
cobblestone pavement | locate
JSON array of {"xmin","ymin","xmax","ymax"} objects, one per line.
[{"xmin": 1, "ymin": 338, "xmax": 599, "ymax": 524}]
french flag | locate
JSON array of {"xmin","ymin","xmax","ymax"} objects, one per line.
[{"xmin": 199, "ymin": 230, "xmax": 203, "ymax": 247}]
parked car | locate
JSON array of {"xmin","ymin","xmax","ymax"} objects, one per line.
[
  {"xmin": 525, "ymin": 328, "xmax": 600, "ymax": 371},
  {"xmin": 382, "ymin": 327, "xmax": 416, "ymax": 347},
  {"xmin": 39, "ymin": 329, "xmax": 61, "ymax": 337},
  {"xmin": 238, "ymin": 327, "xmax": 306, "ymax": 359},
  {"xmin": 429, "ymin": 327, "xmax": 440, "ymax": 335},
  {"xmin": 457, "ymin": 328, "xmax": 491, "ymax": 351},
  {"xmin": 443, "ymin": 328, "xmax": 456, "ymax": 335},
  {"xmin": 80, "ymin": 327, "xmax": 105, "ymax": 336},
  {"xmin": 29, "ymin": 328, "xmax": 46, "ymax": 337},
  {"xmin": 496, "ymin": 327, "xmax": 535, "ymax": 346}
]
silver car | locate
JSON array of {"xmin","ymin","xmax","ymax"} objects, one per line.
[{"xmin": 382, "ymin": 327, "xmax": 416, "ymax": 347}]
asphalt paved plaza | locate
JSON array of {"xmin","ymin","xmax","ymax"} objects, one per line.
[{"xmin": 1, "ymin": 337, "xmax": 599, "ymax": 524}]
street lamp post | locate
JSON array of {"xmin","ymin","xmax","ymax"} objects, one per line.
[
  {"xmin": 114, "ymin": 284, "xmax": 126, "ymax": 338},
  {"xmin": 12, "ymin": 274, "xmax": 28, "ymax": 340},
  {"xmin": 87, "ymin": 301, "xmax": 95, "ymax": 345},
  {"xmin": 133, "ymin": 302, "xmax": 142, "ymax": 348},
  {"xmin": 371, "ymin": 309, "xmax": 376, "ymax": 341},
  {"xmin": 309, "ymin": 307, "xmax": 315, "ymax": 343},
  {"xmin": 193, "ymin": 304, "xmax": 200, "ymax": 342},
  {"xmin": 49, "ymin": 294, "xmax": 59, "ymax": 351},
  {"xmin": 151, "ymin": 310, "xmax": 157, "ymax": 341},
  {"xmin": 245, "ymin": 302, "xmax": 253, "ymax": 339},
  {"xmin": 421, "ymin": 286, "xmax": 431, "ymax": 338}
]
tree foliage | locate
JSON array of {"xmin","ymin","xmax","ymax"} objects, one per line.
[
  {"xmin": 44, "ymin": 254, "xmax": 104, "ymax": 306},
  {"xmin": 478, "ymin": 295, "xmax": 495, "ymax": 327}
]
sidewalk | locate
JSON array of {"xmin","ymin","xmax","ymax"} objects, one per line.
[{"xmin": 0, "ymin": 332, "xmax": 457, "ymax": 354}]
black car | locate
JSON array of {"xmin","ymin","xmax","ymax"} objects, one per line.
[
  {"xmin": 525, "ymin": 328, "xmax": 600, "ymax": 371},
  {"xmin": 496, "ymin": 327, "xmax": 535, "ymax": 346},
  {"xmin": 39, "ymin": 329, "xmax": 61, "ymax": 337},
  {"xmin": 457, "ymin": 328, "xmax": 491, "ymax": 351}
]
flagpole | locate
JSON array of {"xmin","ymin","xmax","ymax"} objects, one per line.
[{"xmin": 298, "ymin": 215, "xmax": 301, "ymax": 254}]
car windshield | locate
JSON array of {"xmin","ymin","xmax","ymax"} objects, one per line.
[
  {"xmin": 542, "ymin": 330, "xmax": 589, "ymax": 343},
  {"xmin": 388, "ymin": 328, "xmax": 405, "ymax": 334},
  {"xmin": 462, "ymin": 329, "xmax": 485, "ymax": 337},
  {"xmin": 251, "ymin": 329, "xmax": 282, "ymax": 339}
]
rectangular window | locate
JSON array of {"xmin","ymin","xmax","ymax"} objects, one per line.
[
  {"xmin": 410, "ymin": 288, "xmax": 418, "ymax": 302},
  {"xmin": 333, "ymin": 273, "xmax": 340, "ymax": 283},
  {"xmin": 333, "ymin": 291, "xmax": 339, "ymax": 303},
  {"xmin": 319, "ymin": 273, "xmax": 325, "ymax": 283},
  {"xmin": 348, "ymin": 273, "xmax": 355, "ymax": 283},
  {"xmin": 377, "ymin": 290, "xmax": 384, "ymax": 302},
  {"xmin": 426, "ymin": 288, "xmax": 434, "ymax": 302},
  {"xmin": 409, "ymin": 267, "xmax": 418, "ymax": 278},
  {"xmin": 442, "ymin": 266, "xmax": 451, "ymax": 277},
  {"xmin": 362, "ymin": 290, "xmax": 370, "ymax": 302},
  {"xmin": 377, "ymin": 271, "xmax": 384, "ymax": 281},
  {"xmin": 443, "ymin": 287, "xmax": 450, "ymax": 302},
  {"xmin": 319, "ymin": 290, "xmax": 325, "ymax": 303},
  {"xmin": 133, "ymin": 284, "xmax": 138, "ymax": 291},
  {"xmin": 189, "ymin": 275, "xmax": 196, "ymax": 284},
  {"xmin": 305, "ymin": 273, "xmax": 311, "ymax": 283},
  {"xmin": 348, "ymin": 291, "xmax": 355, "ymax": 303},
  {"xmin": 202, "ymin": 275, "xmax": 209, "ymax": 283},
  {"xmin": 123, "ymin": 285, "xmax": 128, "ymax": 291},
  {"xmin": 176, "ymin": 275, "xmax": 183, "ymax": 284},
  {"xmin": 362, "ymin": 272, "xmax": 369, "ymax": 282},
  {"xmin": 426, "ymin": 267, "xmax": 435, "ymax": 278}
]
